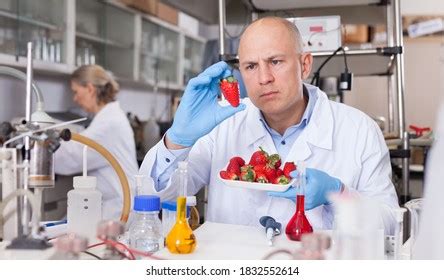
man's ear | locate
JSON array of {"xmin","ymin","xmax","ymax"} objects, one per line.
[{"xmin": 300, "ymin": 53, "xmax": 313, "ymax": 80}]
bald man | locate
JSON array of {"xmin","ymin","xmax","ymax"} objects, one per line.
[{"xmin": 140, "ymin": 17, "xmax": 399, "ymax": 234}]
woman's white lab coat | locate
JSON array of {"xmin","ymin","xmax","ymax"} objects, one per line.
[
  {"xmin": 55, "ymin": 101, "xmax": 138, "ymax": 220},
  {"xmin": 140, "ymin": 84, "xmax": 399, "ymax": 233}
]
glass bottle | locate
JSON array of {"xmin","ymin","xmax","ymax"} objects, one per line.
[
  {"xmin": 285, "ymin": 162, "xmax": 313, "ymax": 241},
  {"xmin": 129, "ymin": 195, "xmax": 163, "ymax": 253},
  {"xmin": 166, "ymin": 161, "xmax": 196, "ymax": 254}
]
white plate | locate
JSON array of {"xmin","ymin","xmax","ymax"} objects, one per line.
[{"xmin": 219, "ymin": 175, "xmax": 295, "ymax": 192}]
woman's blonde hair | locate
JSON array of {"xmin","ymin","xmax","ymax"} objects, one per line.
[{"xmin": 71, "ymin": 65, "xmax": 119, "ymax": 104}]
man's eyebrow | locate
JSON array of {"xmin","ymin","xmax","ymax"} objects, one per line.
[
  {"xmin": 240, "ymin": 60, "xmax": 257, "ymax": 66},
  {"xmin": 240, "ymin": 54, "xmax": 286, "ymax": 65}
]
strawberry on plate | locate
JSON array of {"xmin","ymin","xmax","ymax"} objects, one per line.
[
  {"xmin": 249, "ymin": 147, "xmax": 268, "ymax": 166},
  {"xmin": 283, "ymin": 162, "xmax": 297, "ymax": 178}
]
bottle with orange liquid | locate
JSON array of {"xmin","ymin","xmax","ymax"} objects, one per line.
[
  {"xmin": 285, "ymin": 162, "xmax": 313, "ymax": 241},
  {"xmin": 166, "ymin": 161, "xmax": 196, "ymax": 254}
]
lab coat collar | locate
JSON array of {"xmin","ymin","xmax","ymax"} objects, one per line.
[
  {"xmin": 94, "ymin": 101, "xmax": 120, "ymax": 119},
  {"xmin": 245, "ymin": 84, "xmax": 333, "ymax": 159}
]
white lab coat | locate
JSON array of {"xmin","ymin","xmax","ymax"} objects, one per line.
[
  {"xmin": 414, "ymin": 103, "xmax": 444, "ymax": 259},
  {"xmin": 140, "ymin": 84, "xmax": 399, "ymax": 233},
  {"xmin": 55, "ymin": 101, "xmax": 138, "ymax": 220}
]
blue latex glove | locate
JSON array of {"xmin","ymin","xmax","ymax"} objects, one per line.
[
  {"xmin": 268, "ymin": 168, "xmax": 343, "ymax": 210},
  {"xmin": 167, "ymin": 61, "xmax": 246, "ymax": 147}
]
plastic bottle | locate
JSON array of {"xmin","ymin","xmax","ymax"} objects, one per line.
[
  {"xmin": 67, "ymin": 176, "xmax": 102, "ymax": 240},
  {"xmin": 129, "ymin": 195, "xmax": 163, "ymax": 253}
]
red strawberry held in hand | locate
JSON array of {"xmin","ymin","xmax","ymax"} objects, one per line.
[{"xmin": 220, "ymin": 76, "xmax": 240, "ymax": 107}]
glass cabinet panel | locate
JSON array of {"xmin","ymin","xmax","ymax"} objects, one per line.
[
  {"xmin": 76, "ymin": 0, "xmax": 134, "ymax": 79},
  {"xmin": 140, "ymin": 19, "xmax": 179, "ymax": 85},
  {"xmin": 183, "ymin": 36, "xmax": 204, "ymax": 84},
  {"xmin": 0, "ymin": 0, "xmax": 66, "ymax": 63}
]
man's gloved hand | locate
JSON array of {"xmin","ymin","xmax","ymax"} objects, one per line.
[
  {"xmin": 167, "ymin": 61, "xmax": 246, "ymax": 147},
  {"xmin": 268, "ymin": 168, "xmax": 343, "ymax": 210}
]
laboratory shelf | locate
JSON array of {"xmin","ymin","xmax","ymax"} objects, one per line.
[
  {"xmin": 0, "ymin": 53, "xmax": 74, "ymax": 75},
  {"xmin": 140, "ymin": 50, "xmax": 176, "ymax": 63},
  {"xmin": 0, "ymin": 0, "xmax": 206, "ymax": 89},
  {"xmin": 75, "ymin": 31, "xmax": 129, "ymax": 49},
  {"xmin": 0, "ymin": 9, "xmax": 60, "ymax": 31},
  {"xmin": 311, "ymin": 47, "xmax": 396, "ymax": 77}
]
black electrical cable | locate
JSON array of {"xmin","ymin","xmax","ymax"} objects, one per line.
[
  {"xmin": 82, "ymin": 251, "xmax": 103, "ymax": 260},
  {"xmin": 342, "ymin": 47, "xmax": 349, "ymax": 73},
  {"xmin": 310, "ymin": 46, "xmax": 344, "ymax": 87}
]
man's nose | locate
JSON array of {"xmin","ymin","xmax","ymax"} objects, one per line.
[{"xmin": 258, "ymin": 64, "xmax": 274, "ymax": 85}]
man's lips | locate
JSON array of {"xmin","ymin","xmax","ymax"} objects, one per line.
[{"xmin": 260, "ymin": 91, "xmax": 279, "ymax": 97}]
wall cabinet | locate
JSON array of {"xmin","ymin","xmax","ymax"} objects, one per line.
[{"xmin": 0, "ymin": 0, "xmax": 206, "ymax": 90}]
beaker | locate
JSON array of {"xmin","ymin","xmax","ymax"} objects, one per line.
[
  {"xmin": 285, "ymin": 162, "xmax": 313, "ymax": 241},
  {"xmin": 29, "ymin": 137, "xmax": 55, "ymax": 188}
]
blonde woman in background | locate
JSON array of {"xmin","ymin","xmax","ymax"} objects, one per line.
[{"xmin": 55, "ymin": 65, "xmax": 138, "ymax": 220}]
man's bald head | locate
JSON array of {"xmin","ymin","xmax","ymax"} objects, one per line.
[{"xmin": 239, "ymin": 17, "xmax": 304, "ymax": 54}]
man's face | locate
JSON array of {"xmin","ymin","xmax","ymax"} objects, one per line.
[{"xmin": 238, "ymin": 21, "xmax": 312, "ymax": 117}]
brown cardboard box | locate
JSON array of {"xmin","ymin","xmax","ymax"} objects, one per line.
[
  {"xmin": 343, "ymin": 24, "xmax": 370, "ymax": 44},
  {"xmin": 156, "ymin": 2, "xmax": 178, "ymax": 25},
  {"xmin": 119, "ymin": 0, "xmax": 158, "ymax": 15}
]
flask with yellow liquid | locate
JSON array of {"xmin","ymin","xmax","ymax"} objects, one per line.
[{"xmin": 166, "ymin": 162, "xmax": 196, "ymax": 254}]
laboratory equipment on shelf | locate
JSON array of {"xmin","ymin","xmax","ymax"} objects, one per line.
[
  {"xmin": 166, "ymin": 161, "xmax": 196, "ymax": 254},
  {"xmin": 285, "ymin": 162, "xmax": 313, "ymax": 241},
  {"xmin": 129, "ymin": 195, "xmax": 163, "ymax": 254},
  {"xmin": 259, "ymin": 216, "xmax": 282, "ymax": 246},
  {"xmin": 67, "ymin": 146, "xmax": 102, "ymax": 240}
]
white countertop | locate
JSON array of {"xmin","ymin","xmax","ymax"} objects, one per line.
[{"xmin": 153, "ymin": 222, "xmax": 302, "ymax": 260}]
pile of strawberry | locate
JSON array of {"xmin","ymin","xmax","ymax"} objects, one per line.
[{"xmin": 220, "ymin": 147, "xmax": 296, "ymax": 185}]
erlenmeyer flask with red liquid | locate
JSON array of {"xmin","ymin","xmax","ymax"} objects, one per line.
[{"xmin": 286, "ymin": 162, "xmax": 313, "ymax": 241}]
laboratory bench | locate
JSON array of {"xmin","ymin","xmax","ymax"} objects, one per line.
[
  {"xmin": 154, "ymin": 222, "xmax": 300, "ymax": 260},
  {"xmin": 0, "ymin": 221, "xmax": 392, "ymax": 260}
]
